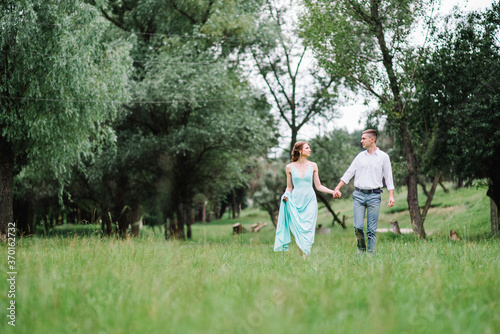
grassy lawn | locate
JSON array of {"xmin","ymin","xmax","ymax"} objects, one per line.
[{"xmin": 1, "ymin": 184, "xmax": 499, "ymax": 333}]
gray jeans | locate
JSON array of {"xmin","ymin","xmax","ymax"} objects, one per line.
[{"xmin": 353, "ymin": 190, "xmax": 381, "ymax": 253}]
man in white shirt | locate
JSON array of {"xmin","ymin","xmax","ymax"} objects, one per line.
[{"xmin": 333, "ymin": 129, "xmax": 395, "ymax": 254}]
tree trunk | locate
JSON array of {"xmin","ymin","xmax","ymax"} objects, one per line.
[
  {"xmin": 101, "ymin": 208, "xmax": 113, "ymax": 236},
  {"xmin": 290, "ymin": 127, "xmax": 298, "ymax": 154},
  {"xmin": 101, "ymin": 211, "xmax": 106, "ymax": 236},
  {"xmin": 14, "ymin": 192, "xmax": 35, "ymax": 236},
  {"xmin": 218, "ymin": 204, "xmax": 226, "ymax": 220},
  {"xmin": 491, "ymin": 198, "xmax": 499, "ymax": 237},
  {"xmin": 401, "ymin": 122, "xmax": 426, "ymax": 238},
  {"xmin": 165, "ymin": 215, "xmax": 174, "ymax": 240},
  {"xmin": 170, "ymin": 204, "xmax": 186, "ymax": 240},
  {"xmin": 130, "ymin": 201, "xmax": 141, "ymax": 238},
  {"xmin": 0, "ymin": 137, "xmax": 14, "ymax": 236},
  {"xmin": 487, "ymin": 167, "xmax": 500, "ymax": 210},
  {"xmin": 117, "ymin": 206, "xmax": 130, "ymax": 238},
  {"xmin": 187, "ymin": 221, "xmax": 192, "ymax": 239},
  {"xmin": 66, "ymin": 208, "xmax": 73, "ymax": 224},
  {"xmin": 418, "ymin": 178, "xmax": 429, "ymax": 197},
  {"xmin": 106, "ymin": 211, "xmax": 113, "ymax": 236},
  {"xmin": 370, "ymin": 0, "xmax": 426, "ymax": 238},
  {"xmin": 487, "ymin": 171, "xmax": 500, "ymax": 236},
  {"xmin": 439, "ymin": 179, "xmax": 449, "ymax": 193},
  {"xmin": 231, "ymin": 189, "xmax": 237, "ymax": 219},
  {"xmin": 202, "ymin": 202, "xmax": 206, "ymax": 224}
]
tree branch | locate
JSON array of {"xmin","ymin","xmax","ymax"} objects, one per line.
[
  {"xmin": 169, "ymin": 0, "xmax": 197, "ymax": 25},
  {"xmin": 421, "ymin": 172, "xmax": 441, "ymax": 220},
  {"xmin": 293, "ymin": 45, "xmax": 307, "ymax": 83},
  {"xmin": 340, "ymin": 60, "xmax": 387, "ymax": 102},
  {"xmin": 251, "ymin": 49, "xmax": 292, "ymax": 128},
  {"xmin": 297, "ymin": 76, "xmax": 335, "ymax": 129},
  {"xmin": 100, "ymin": 8, "xmax": 125, "ymax": 31},
  {"xmin": 202, "ymin": 0, "xmax": 215, "ymax": 24},
  {"xmin": 347, "ymin": 0, "xmax": 374, "ymax": 24},
  {"xmin": 268, "ymin": 54, "xmax": 294, "ymax": 110},
  {"xmin": 370, "ymin": 0, "xmax": 402, "ymax": 110}
]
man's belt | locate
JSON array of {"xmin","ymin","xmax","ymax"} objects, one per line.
[{"xmin": 355, "ymin": 187, "xmax": 382, "ymax": 194}]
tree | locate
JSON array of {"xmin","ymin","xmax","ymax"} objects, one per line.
[
  {"xmin": 301, "ymin": 0, "xmax": 435, "ymax": 238},
  {"xmin": 137, "ymin": 48, "xmax": 277, "ymax": 239},
  {"xmin": 0, "ymin": 0, "xmax": 132, "ymax": 235},
  {"xmin": 249, "ymin": 0, "xmax": 339, "ymax": 153},
  {"xmin": 415, "ymin": 3, "xmax": 500, "ymax": 235},
  {"xmin": 88, "ymin": 0, "xmax": 277, "ymax": 239}
]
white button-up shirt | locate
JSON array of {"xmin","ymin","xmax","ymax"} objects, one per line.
[{"xmin": 341, "ymin": 148, "xmax": 394, "ymax": 191}]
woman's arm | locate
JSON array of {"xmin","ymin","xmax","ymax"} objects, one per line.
[
  {"xmin": 283, "ymin": 164, "xmax": 293, "ymax": 202},
  {"xmin": 285, "ymin": 164, "xmax": 293, "ymax": 193},
  {"xmin": 312, "ymin": 163, "xmax": 335, "ymax": 195}
]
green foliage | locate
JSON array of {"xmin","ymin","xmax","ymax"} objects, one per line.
[
  {"xmin": 0, "ymin": 0, "xmax": 132, "ymax": 177},
  {"xmin": 300, "ymin": 0, "xmax": 432, "ymax": 113},
  {"xmin": 414, "ymin": 2, "xmax": 500, "ymax": 206},
  {"xmin": 416, "ymin": 4, "xmax": 500, "ymax": 179},
  {"xmin": 61, "ymin": 0, "xmax": 278, "ymax": 235},
  {"xmin": 126, "ymin": 42, "xmax": 277, "ymax": 220}
]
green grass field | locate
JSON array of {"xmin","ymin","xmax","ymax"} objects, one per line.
[{"xmin": 1, "ymin": 184, "xmax": 499, "ymax": 333}]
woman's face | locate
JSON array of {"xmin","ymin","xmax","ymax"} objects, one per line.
[{"xmin": 301, "ymin": 144, "xmax": 311, "ymax": 157}]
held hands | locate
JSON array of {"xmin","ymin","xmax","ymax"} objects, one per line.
[{"xmin": 332, "ymin": 190, "xmax": 342, "ymax": 199}]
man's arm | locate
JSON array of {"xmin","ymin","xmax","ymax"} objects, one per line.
[
  {"xmin": 333, "ymin": 154, "xmax": 359, "ymax": 198},
  {"xmin": 383, "ymin": 154, "xmax": 395, "ymax": 207}
]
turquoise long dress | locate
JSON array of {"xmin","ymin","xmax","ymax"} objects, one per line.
[{"xmin": 274, "ymin": 163, "xmax": 318, "ymax": 256}]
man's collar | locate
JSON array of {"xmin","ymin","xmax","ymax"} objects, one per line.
[{"xmin": 364, "ymin": 147, "xmax": 379, "ymax": 155}]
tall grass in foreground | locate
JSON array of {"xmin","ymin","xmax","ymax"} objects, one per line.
[
  {"xmin": 1, "ymin": 232, "xmax": 499, "ymax": 334},
  {"xmin": 0, "ymin": 184, "xmax": 499, "ymax": 333}
]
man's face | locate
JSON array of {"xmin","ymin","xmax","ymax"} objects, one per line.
[{"xmin": 361, "ymin": 134, "xmax": 374, "ymax": 148}]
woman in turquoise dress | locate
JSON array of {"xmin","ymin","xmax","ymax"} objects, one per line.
[{"xmin": 274, "ymin": 141, "xmax": 337, "ymax": 258}]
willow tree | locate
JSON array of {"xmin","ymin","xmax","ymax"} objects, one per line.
[
  {"xmin": 0, "ymin": 0, "xmax": 132, "ymax": 235},
  {"xmin": 301, "ymin": 0, "xmax": 436, "ymax": 238}
]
